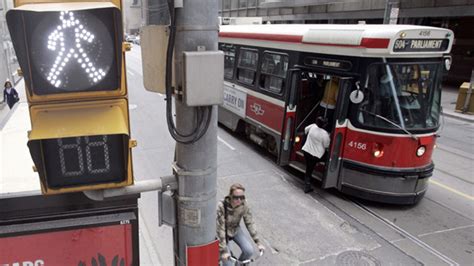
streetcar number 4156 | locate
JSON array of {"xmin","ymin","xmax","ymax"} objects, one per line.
[{"xmin": 348, "ymin": 141, "xmax": 367, "ymax": 150}]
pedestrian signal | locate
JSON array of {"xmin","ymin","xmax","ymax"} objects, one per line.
[{"xmin": 6, "ymin": 2, "xmax": 134, "ymax": 195}]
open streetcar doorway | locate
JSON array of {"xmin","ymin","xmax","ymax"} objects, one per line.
[{"xmin": 285, "ymin": 69, "xmax": 353, "ymax": 188}]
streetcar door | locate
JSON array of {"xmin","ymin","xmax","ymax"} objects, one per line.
[
  {"xmin": 322, "ymin": 77, "xmax": 352, "ymax": 189},
  {"xmin": 278, "ymin": 69, "xmax": 300, "ymax": 166}
]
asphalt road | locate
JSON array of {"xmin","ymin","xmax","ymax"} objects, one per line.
[{"xmin": 125, "ymin": 45, "xmax": 473, "ymax": 265}]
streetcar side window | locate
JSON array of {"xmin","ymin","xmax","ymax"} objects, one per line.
[
  {"xmin": 219, "ymin": 43, "xmax": 236, "ymax": 80},
  {"xmin": 259, "ymin": 52, "xmax": 289, "ymax": 95},
  {"xmin": 237, "ymin": 48, "xmax": 258, "ymax": 85}
]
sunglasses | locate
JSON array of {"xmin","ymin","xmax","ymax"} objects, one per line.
[{"xmin": 232, "ymin": 195, "xmax": 245, "ymax": 201}]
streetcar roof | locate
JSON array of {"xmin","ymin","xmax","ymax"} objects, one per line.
[{"xmin": 219, "ymin": 24, "xmax": 454, "ymax": 57}]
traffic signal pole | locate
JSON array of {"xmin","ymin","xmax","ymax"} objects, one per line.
[{"xmin": 172, "ymin": 1, "xmax": 219, "ymax": 265}]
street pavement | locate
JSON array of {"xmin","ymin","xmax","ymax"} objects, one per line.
[{"xmin": 1, "ymin": 51, "xmax": 472, "ymax": 265}]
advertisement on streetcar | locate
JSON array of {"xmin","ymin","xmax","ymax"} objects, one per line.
[
  {"xmin": 222, "ymin": 85, "xmax": 246, "ymax": 118},
  {"xmin": 0, "ymin": 223, "xmax": 133, "ymax": 266}
]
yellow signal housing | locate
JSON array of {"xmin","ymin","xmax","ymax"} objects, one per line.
[{"xmin": 7, "ymin": 0, "xmax": 134, "ymax": 195}]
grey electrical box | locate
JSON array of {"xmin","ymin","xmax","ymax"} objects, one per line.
[{"xmin": 183, "ymin": 51, "xmax": 224, "ymax": 106}]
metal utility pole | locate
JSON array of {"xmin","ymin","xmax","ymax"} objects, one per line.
[
  {"xmin": 173, "ymin": 0, "xmax": 219, "ymax": 265},
  {"xmin": 145, "ymin": 0, "xmax": 170, "ymax": 25}
]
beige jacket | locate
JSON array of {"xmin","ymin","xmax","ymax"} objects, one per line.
[{"xmin": 216, "ymin": 196, "xmax": 260, "ymax": 253}]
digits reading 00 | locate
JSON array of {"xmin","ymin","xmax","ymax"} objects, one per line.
[{"xmin": 43, "ymin": 134, "xmax": 126, "ymax": 188}]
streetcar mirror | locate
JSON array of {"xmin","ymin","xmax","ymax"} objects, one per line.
[
  {"xmin": 350, "ymin": 81, "xmax": 364, "ymax": 104},
  {"xmin": 350, "ymin": 90, "xmax": 364, "ymax": 104}
]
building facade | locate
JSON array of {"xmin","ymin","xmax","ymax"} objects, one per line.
[
  {"xmin": 0, "ymin": 0, "xmax": 20, "ymax": 87},
  {"xmin": 124, "ymin": 0, "xmax": 143, "ymax": 35}
]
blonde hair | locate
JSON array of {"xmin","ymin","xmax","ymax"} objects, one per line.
[{"xmin": 228, "ymin": 183, "xmax": 245, "ymax": 196}]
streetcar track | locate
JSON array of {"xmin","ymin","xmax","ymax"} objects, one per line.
[
  {"xmin": 417, "ymin": 224, "xmax": 474, "ymax": 238},
  {"xmin": 433, "ymin": 168, "xmax": 474, "ymax": 185},
  {"xmin": 270, "ymin": 166, "xmax": 427, "ymax": 265},
  {"xmin": 436, "ymin": 144, "xmax": 473, "ymax": 160},
  {"xmin": 351, "ymin": 200, "xmax": 460, "ymax": 266},
  {"xmin": 423, "ymin": 195, "xmax": 474, "ymax": 222},
  {"xmin": 280, "ymin": 166, "xmax": 463, "ymax": 265},
  {"xmin": 308, "ymin": 190, "xmax": 423, "ymax": 265},
  {"xmin": 429, "ymin": 179, "xmax": 474, "ymax": 200}
]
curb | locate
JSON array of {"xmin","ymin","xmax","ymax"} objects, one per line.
[{"xmin": 442, "ymin": 110, "xmax": 474, "ymax": 123}]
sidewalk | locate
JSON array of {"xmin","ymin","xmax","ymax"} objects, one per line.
[{"xmin": 441, "ymin": 85, "xmax": 474, "ymax": 123}]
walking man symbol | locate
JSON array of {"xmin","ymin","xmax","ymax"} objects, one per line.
[{"xmin": 47, "ymin": 11, "xmax": 106, "ymax": 88}]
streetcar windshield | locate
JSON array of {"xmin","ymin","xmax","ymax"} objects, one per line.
[{"xmin": 358, "ymin": 62, "xmax": 442, "ymax": 130}]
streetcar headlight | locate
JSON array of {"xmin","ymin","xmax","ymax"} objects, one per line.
[
  {"xmin": 416, "ymin": 146, "xmax": 426, "ymax": 157},
  {"xmin": 295, "ymin": 136, "xmax": 301, "ymax": 143},
  {"xmin": 373, "ymin": 149, "xmax": 383, "ymax": 158},
  {"xmin": 372, "ymin": 143, "xmax": 384, "ymax": 158}
]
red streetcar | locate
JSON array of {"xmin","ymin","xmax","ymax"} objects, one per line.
[{"xmin": 218, "ymin": 24, "xmax": 454, "ymax": 204}]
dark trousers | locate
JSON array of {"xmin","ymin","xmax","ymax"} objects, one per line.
[
  {"xmin": 303, "ymin": 151, "xmax": 320, "ymax": 186},
  {"xmin": 7, "ymin": 100, "xmax": 15, "ymax": 109}
]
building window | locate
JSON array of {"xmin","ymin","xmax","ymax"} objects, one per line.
[
  {"xmin": 259, "ymin": 52, "xmax": 288, "ymax": 94},
  {"xmin": 239, "ymin": 0, "xmax": 247, "ymax": 8},
  {"xmin": 223, "ymin": 0, "xmax": 231, "ymax": 9},
  {"xmin": 237, "ymin": 48, "xmax": 258, "ymax": 85}
]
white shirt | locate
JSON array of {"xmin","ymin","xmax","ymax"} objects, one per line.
[{"xmin": 302, "ymin": 123, "xmax": 330, "ymax": 158}]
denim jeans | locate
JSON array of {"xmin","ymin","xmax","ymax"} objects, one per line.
[{"xmin": 223, "ymin": 228, "xmax": 254, "ymax": 266}]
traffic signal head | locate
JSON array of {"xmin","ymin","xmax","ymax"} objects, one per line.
[
  {"xmin": 7, "ymin": 3, "xmax": 124, "ymax": 100},
  {"xmin": 7, "ymin": 2, "xmax": 134, "ymax": 195}
]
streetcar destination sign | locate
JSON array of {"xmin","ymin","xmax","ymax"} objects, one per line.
[
  {"xmin": 393, "ymin": 39, "xmax": 449, "ymax": 52},
  {"xmin": 304, "ymin": 57, "xmax": 352, "ymax": 71}
]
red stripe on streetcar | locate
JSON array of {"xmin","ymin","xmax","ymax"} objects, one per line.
[
  {"xmin": 360, "ymin": 38, "xmax": 390, "ymax": 48},
  {"xmin": 219, "ymin": 32, "xmax": 303, "ymax": 43}
]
